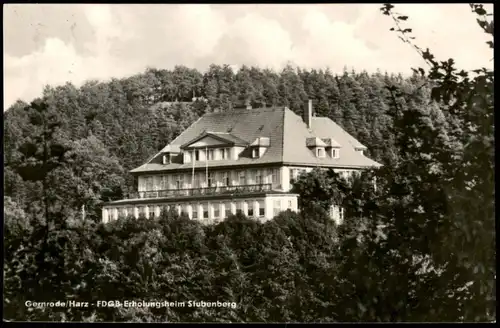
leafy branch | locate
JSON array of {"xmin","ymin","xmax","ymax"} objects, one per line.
[
  {"xmin": 380, "ymin": 3, "xmax": 493, "ymax": 110},
  {"xmin": 380, "ymin": 3, "xmax": 433, "ymax": 70},
  {"xmin": 380, "ymin": 3, "xmax": 493, "ymax": 73}
]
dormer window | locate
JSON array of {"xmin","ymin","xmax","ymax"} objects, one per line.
[
  {"xmin": 180, "ymin": 131, "xmax": 247, "ymax": 162},
  {"xmin": 355, "ymin": 145, "xmax": 367, "ymax": 156},
  {"xmin": 332, "ymin": 148, "xmax": 340, "ymax": 159},
  {"xmin": 316, "ymin": 147, "xmax": 326, "ymax": 158},
  {"xmin": 307, "ymin": 137, "xmax": 327, "ymax": 158},
  {"xmin": 158, "ymin": 145, "xmax": 180, "ymax": 165},
  {"xmin": 250, "ymin": 137, "xmax": 269, "ymax": 159}
]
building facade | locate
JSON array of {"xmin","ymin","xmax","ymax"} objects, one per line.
[{"xmin": 102, "ymin": 101, "xmax": 381, "ymax": 224}]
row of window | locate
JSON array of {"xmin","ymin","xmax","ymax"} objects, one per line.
[
  {"xmin": 141, "ymin": 168, "xmax": 352, "ymax": 192},
  {"xmin": 185, "ymin": 147, "xmax": 232, "ymax": 163},
  {"xmin": 140, "ymin": 168, "xmax": 281, "ymax": 191},
  {"xmin": 165, "ymin": 144, "xmax": 342, "ymax": 164},
  {"xmin": 141, "ymin": 167, "xmax": 357, "ymax": 192},
  {"xmin": 273, "ymin": 199, "xmax": 294, "ymax": 216},
  {"xmin": 316, "ymin": 147, "xmax": 340, "ymax": 159},
  {"xmin": 105, "ymin": 200, "xmax": 263, "ymax": 222},
  {"xmin": 104, "ymin": 199, "xmax": 296, "ymax": 222}
]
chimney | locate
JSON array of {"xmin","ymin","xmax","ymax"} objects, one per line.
[{"xmin": 304, "ymin": 100, "xmax": 313, "ymax": 129}]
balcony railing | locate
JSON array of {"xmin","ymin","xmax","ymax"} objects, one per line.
[{"xmin": 129, "ymin": 183, "xmax": 273, "ymax": 200}]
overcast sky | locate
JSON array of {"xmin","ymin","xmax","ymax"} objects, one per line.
[{"xmin": 3, "ymin": 3, "xmax": 493, "ymax": 110}]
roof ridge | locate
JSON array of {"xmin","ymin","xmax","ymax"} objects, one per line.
[
  {"xmin": 208, "ymin": 131, "xmax": 230, "ymax": 134},
  {"xmin": 280, "ymin": 107, "xmax": 287, "ymax": 162},
  {"xmin": 204, "ymin": 106, "xmax": 286, "ymax": 116}
]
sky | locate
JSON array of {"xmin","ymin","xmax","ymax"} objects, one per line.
[{"xmin": 3, "ymin": 3, "xmax": 494, "ymax": 110}]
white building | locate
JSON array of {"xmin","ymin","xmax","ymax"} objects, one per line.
[{"xmin": 102, "ymin": 100, "xmax": 381, "ymax": 224}]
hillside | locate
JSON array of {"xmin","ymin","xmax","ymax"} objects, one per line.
[{"xmin": 4, "ymin": 65, "xmax": 437, "ymax": 218}]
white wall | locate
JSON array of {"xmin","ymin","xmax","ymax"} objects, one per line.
[
  {"xmin": 183, "ymin": 151, "xmax": 191, "ymax": 164},
  {"xmin": 102, "ymin": 194, "xmax": 299, "ymax": 223},
  {"xmin": 233, "ymin": 146, "xmax": 245, "ymax": 160},
  {"xmin": 258, "ymin": 146, "xmax": 267, "ymax": 157},
  {"xmin": 281, "ymin": 167, "xmax": 291, "ymax": 191}
]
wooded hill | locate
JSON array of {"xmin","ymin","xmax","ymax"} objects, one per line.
[
  {"xmin": 3, "ymin": 3, "xmax": 494, "ymax": 322},
  {"xmin": 4, "ymin": 65, "xmax": 434, "ymax": 220}
]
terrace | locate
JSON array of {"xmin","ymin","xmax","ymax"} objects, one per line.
[{"xmin": 128, "ymin": 183, "xmax": 273, "ymax": 200}]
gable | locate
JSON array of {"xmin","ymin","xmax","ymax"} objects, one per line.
[
  {"xmin": 181, "ymin": 131, "xmax": 249, "ymax": 150},
  {"xmin": 187, "ymin": 135, "xmax": 230, "ymax": 148}
]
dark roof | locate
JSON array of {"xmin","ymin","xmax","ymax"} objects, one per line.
[
  {"xmin": 250, "ymin": 137, "xmax": 271, "ymax": 147},
  {"xmin": 130, "ymin": 107, "xmax": 381, "ymax": 173},
  {"xmin": 306, "ymin": 137, "xmax": 327, "ymax": 147},
  {"xmin": 321, "ymin": 138, "xmax": 342, "ymax": 148},
  {"xmin": 159, "ymin": 144, "xmax": 181, "ymax": 153}
]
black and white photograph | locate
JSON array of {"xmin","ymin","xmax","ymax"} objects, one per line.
[{"xmin": 3, "ymin": 3, "xmax": 494, "ymax": 323}]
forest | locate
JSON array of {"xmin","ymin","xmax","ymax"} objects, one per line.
[{"xmin": 3, "ymin": 4, "xmax": 494, "ymax": 322}]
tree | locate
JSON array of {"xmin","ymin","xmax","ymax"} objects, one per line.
[
  {"xmin": 171, "ymin": 65, "xmax": 204, "ymax": 101},
  {"xmin": 57, "ymin": 135, "xmax": 126, "ymax": 221},
  {"xmin": 279, "ymin": 65, "xmax": 308, "ymax": 114},
  {"xmin": 235, "ymin": 65, "xmax": 257, "ymax": 107},
  {"xmin": 291, "ymin": 168, "xmax": 349, "ymax": 214},
  {"xmin": 13, "ymin": 97, "xmax": 71, "ymax": 224},
  {"xmin": 261, "ymin": 68, "xmax": 281, "ymax": 107},
  {"xmin": 383, "ymin": 3, "xmax": 494, "ymax": 321},
  {"xmin": 331, "ymin": 3, "xmax": 495, "ymax": 322}
]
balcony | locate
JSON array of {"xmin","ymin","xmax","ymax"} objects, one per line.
[{"xmin": 129, "ymin": 183, "xmax": 273, "ymax": 200}]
